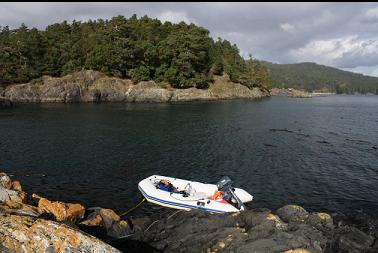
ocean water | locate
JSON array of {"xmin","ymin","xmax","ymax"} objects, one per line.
[{"xmin": 0, "ymin": 95, "xmax": 377, "ymax": 217}]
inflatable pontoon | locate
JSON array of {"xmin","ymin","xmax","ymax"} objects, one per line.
[{"xmin": 138, "ymin": 175, "xmax": 253, "ymax": 213}]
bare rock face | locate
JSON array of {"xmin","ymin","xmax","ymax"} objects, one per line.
[
  {"xmin": 3, "ymin": 71, "xmax": 268, "ymax": 103},
  {"xmin": 0, "ymin": 213, "xmax": 121, "ymax": 253},
  {"xmin": 126, "ymin": 81, "xmax": 172, "ymax": 102},
  {"xmin": 276, "ymin": 205, "xmax": 309, "ymax": 223},
  {"xmin": 80, "ymin": 207, "xmax": 133, "ymax": 239},
  {"xmin": 32, "ymin": 193, "xmax": 85, "ymax": 222}
]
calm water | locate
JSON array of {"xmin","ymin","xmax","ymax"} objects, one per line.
[{"xmin": 0, "ymin": 96, "xmax": 377, "ymax": 217}]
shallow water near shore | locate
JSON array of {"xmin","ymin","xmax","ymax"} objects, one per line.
[{"xmin": 1, "ymin": 95, "xmax": 378, "ymax": 218}]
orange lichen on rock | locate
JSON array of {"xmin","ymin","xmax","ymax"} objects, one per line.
[
  {"xmin": 11, "ymin": 180, "xmax": 22, "ymax": 191},
  {"xmin": 32, "ymin": 193, "xmax": 85, "ymax": 222},
  {"xmin": 0, "ymin": 213, "xmax": 121, "ymax": 252}
]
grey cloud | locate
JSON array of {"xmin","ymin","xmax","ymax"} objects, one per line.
[{"xmin": 1, "ymin": 2, "xmax": 378, "ymax": 75}]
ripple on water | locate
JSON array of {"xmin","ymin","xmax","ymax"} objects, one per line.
[{"xmin": 0, "ymin": 96, "xmax": 377, "ymax": 217}]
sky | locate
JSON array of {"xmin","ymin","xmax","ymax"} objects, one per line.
[{"xmin": 2, "ymin": 2, "xmax": 378, "ymax": 77}]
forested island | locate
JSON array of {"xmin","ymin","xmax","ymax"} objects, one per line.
[
  {"xmin": 0, "ymin": 15, "xmax": 268, "ymax": 93},
  {"xmin": 262, "ymin": 61, "xmax": 378, "ymax": 95},
  {"xmin": 1, "ymin": 14, "xmax": 378, "ymax": 103}
]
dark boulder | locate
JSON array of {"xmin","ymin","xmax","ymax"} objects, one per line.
[
  {"xmin": 330, "ymin": 226, "xmax": 374, "ymax": 253},
  {"xmin": 79, "ymin": 207, "xmax": 133, "ymax": 239},
  {"xmin": 277, "ymin": 205, "xmax": 309, "ymax": 223}
]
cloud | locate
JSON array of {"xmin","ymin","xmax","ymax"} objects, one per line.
[
  {"xmin": 157, "ymin": 10, "xmax": 196, "ymax": 24},
  {"xmin": 288, "ymin": 36, "xmax": 378, "ymax": 68},
  {"xmin": 280, "ymin": 23, "xmax": 295, "ymax": 32},
  {"xmin": 371, "ymin": 67, "xmax": 378, "ymax": 77},
  {"xmin": 365, "ymin": 7, "xmax": 378, "ymax": 19}
]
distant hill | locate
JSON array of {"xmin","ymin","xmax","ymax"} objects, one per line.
[{"xmin": 261, "ymin": 61, "xmax": 378, "ymax": 94}]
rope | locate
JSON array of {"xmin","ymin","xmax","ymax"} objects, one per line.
[{"xmin": 119, "ymin": 197, "xmax": 146, "ymax": 217}]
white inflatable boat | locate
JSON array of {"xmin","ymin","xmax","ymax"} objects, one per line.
[{"xmin": 138, "ymin": 175, "xmax": 253, "ymax": 213}]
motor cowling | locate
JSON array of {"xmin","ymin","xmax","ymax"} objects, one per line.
[{"xmin": 216, "ymin": 176, "xmax": 246, "ymax": 211}]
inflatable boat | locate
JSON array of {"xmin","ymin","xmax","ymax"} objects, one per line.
[{"xmin": 138, "ymin": 175, "xmax": 253, "ymax": 213}]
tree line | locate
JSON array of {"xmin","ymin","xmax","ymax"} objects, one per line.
[
  {"xmin": 262, "ymin": 61, "xmax": 378, "ymax": 94},
  {"xmin": 0, "ymin": 15, "xmax": 269, "ymax": 90}
]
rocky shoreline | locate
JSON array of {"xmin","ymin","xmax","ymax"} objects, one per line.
[
  {"xmin": 1, "ymin": 171, "xmax": 377, "ymax": 253},
  {"xmin": 0, "ymin": 71, "xmax": 269, "ymax": 104},
  {"xmin": 270, "ymin": 88, "xmax": 313, "ymax": 98},
  {"xmin": 0, "ymin": 97, "xmax": 13, "ymax": 109}
]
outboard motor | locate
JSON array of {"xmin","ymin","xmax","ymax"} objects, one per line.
[{"xmin": 216, "ymin": 176, "xmax": 246, "ymax": 211}]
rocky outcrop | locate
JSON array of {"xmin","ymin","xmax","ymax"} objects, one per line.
[
  {"xmin": 3, "ymin": 70, "xmax": 268, "ymax": 103},
  {"xmin": 32, "ymin": 193, "xmax": 85, "ymax": 222},
  {"xmin": 0, "ymin": 172, "xmax": 26, "ymax": 202},
  {"xmin": 79, "ymin": 207, "xmax": 133, "ymax": 239},
  {"xmin": 0, "ymin": 213, "xmax": 121, "ymax": 253},
  {"xmin": 0, "ymin": 171, "xmax": 124, "ymax": 252},
  {"xmin": 270, "ymin": 88, "xmax": 312, "ymax": 98},
  {"xmin": 289, "ymin": 89, "xmax": 312, "ymax": 98},
  {"xmin": 140, "ymin": 207, "xmax": 330, "ymax": 253}
]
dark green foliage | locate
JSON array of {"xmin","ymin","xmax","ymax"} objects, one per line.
[
  {"xmin": 262, "ymin": 61, "xmax": 378, "ymax": 94},
  {"xmin": 0, "ymin": 15, "xmax": 268, "ymax": 90}
]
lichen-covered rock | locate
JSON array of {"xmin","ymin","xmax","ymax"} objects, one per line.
[
  {"xmin": 277, "ymin": 205, "xmax": 309, "ymax": 223},
  {"xmin": 0, "ymin": 187, "xmax": 23, "ymax": 202},
  {"xmin": 0, "ymin": 172, "xmax": 12, "ymax": 189},
  {"xmin": 0, "ymin": 213, "xmax": 121, "ymax": 253},
  {"xmin": 10, "ymin": 180, "xmax": 22, "ymax": 192},
  {"xmin": 307, "ymin": 212, "xmax": 334, "ymax": 230},
  {"xmin": 32, "ymin": 193, "xmax": 85, "ymax": 222},
  {"xmin": 0, "ymin": 200, "xmax": 40, "ymax": 217},
  {"xmin": 80, "ymin": 207, "xmax": 132, "ymax": 239}
]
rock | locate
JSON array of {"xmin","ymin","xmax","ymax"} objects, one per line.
[
  {"xmin": 270, "ymin": 88, "xmax": 312, "ymax": 98},
  {"xmin": 142, "ymin": 209, "xmax": 247, "ymax": 252},
  {"xmin": 237, "ymin": 224, "xmax": 325, "ymax": 253},
  {"xmin": 32, "ymin": 193, "xmax": 85, "ymax": 222},
  {"xmin": 0, "ymin": 213, "xmax": 121, "ymax": 253},
  {"xmin": 10, "ymin": 180, "xmax": 22, "ymax": 191},
  {"xmin": 0, "ymin": 187, "xmax": 23, "ymax": 202},
  {"xmin": 289, "ymin": 89, "xmax": 312, "ymax": 98},
  {"xmin": 283, "ymin": 249, "xmax": 311, "ymax": 253},
  {"xmin": 307, "ymin": 212, "xmax": 334, "ymax": 231},
  {"xmin": 126, "ymin": 81, "xmax": 172, "ymax": 102},
  {"xmin": 0, "ymin": 97, "xmax": 13, "ymax": 109},
  {"xmin": 3, "ymin": 71, "xmax": 268, "ymax": 103},
  {"xmin": 277, "ymin": 205, "xmax": 309, "ymax": 223},
  {"xmin": 330, "ymin": 226, "xmax": 374, "ymax": 253},
  {"xmin": 79, "ymin": 207, "xmax": 133, "ymax": 239},
  {"xmin": 0, "ymin": 200, "xmax": 40, "ymax": 217},
  {"xmin": 0, "ymin": 172, "xmax": 12, "ymax": 189}
]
